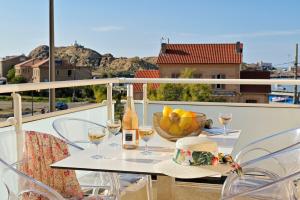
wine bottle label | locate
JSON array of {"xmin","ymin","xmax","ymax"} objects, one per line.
[{"xmin": 122, "ymin": 129, "xmax": 137, "ymax": 145}]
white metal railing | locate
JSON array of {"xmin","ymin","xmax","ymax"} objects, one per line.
[{"xmin": 1, "ymin": 78, "xmax": 300, "ymax": 134}]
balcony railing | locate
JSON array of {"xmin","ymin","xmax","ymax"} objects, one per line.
[{"xmin": 1, "ymin": 78, "xmax": 300, "ymax": 132}]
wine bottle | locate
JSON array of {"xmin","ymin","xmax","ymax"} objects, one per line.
[{"xmin": 122, "ymin": 85, "xmax": 139, "ymax": 149}]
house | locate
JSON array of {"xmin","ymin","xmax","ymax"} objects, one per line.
[
  {"xmin": 157, "ymin": 42, "xmax": 243, "ymax": 101},
  {"xmin": 0, "ymin": 54, "xmax": 27, "ymax": 77},
  {"xmin": 15, "ymin": 58, "xmax": 92, "ymax": 83},
  {"xmin": 240, "ymin": 70, "xmax": 271, "ymax": 103},
  {"xmin": 133, "ymin": 70, "xmax": 160, "ymax": 99}
]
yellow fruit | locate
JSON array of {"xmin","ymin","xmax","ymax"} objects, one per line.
[
  {"xmin": 190, "ymin": 118, "xmax": 200, "ymax": 132},
  {"xmin": 173, "ymin": 109, "xmax": 186, "ymax": 117},
  {"xmin": 169, "ymin": 112, "xmax": 180, "ymax": 123},
  {"xmin": 168, "ymin": 123, "xmax": 183, "ymax": 136},
  {"xmin": 162, "ymin": 106, "xmax": 173, "ymax": 118},
  {"xmin": 179, "ymin": 111, "xmax": 193, "ymax": 130},
  {"xmin": 159, "ymin": 116, "xmax": 172, "ymax": 131}
]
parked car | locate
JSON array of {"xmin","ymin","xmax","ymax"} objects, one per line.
[{"xmin": 55, "ymin": 102, "xmax": 68, "ymax": 110}]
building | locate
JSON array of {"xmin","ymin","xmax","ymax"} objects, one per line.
[
  {"xmin": 15, "ymin": 58, "xmax": 92, "ymax": 83},
  {"xmin": 0, "ymin": 54, "xmax": 27, "ymax": 77},
  {"xmin": 133, "ymin": 70, "xmax": 160, "ymax": 99},
  {"xmin": 157, "ymin": 42, "xmax": 243, "ymax": 101},
  {"xmin": 240, "ymin": 70, "xmax": 271, "ymax": 103}
]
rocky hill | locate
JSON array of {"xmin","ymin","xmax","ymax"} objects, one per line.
[{"xmin": 28, "ymin": 44, "xmax": 158, "ymax": 76}]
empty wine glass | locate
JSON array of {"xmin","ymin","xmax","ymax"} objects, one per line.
[
  {"xmin": 218, "ymin": 113, "xmax": 232, "ymax": 135},
  {"xmin": 88, "ymin": 126, "xmax": 106, "ymax": 159},
  {"xmin": 139, "ymin": 126, "xmax": 155, "ymax": 155},
  {"xmin": 106, "ymin": 119, "xmax": 121, "ymax": 147}
]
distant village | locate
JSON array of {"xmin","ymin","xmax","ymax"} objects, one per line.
[{"xmin": 0, "ymin": 41, "xmax": 296, "ymax": 104}]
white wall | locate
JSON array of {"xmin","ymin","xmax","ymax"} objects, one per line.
[{"xmin": 135, "ymin": 102, "xmax": 300, "ymax": 155}]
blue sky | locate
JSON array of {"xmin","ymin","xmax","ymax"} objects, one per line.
[{"xmin": 0, "ymin": 0, "xmax": 299, "ymax": 66}]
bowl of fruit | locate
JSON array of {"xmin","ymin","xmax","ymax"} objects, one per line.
[{"xmin": 153, "ymin": 106, "xmax": 206, "ymax": 142}]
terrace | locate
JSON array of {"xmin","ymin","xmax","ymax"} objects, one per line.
[{"xmin": 0, "ymin": 78, "xmax": 300, "ymax": 199}]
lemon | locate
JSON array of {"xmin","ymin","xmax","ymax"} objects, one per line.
[
  {"xmin": 159, "ymin": 116, "xmax": 172, "ymax": 131},
  {"xmin": 179, "ymin": 112, "xmax": 193, "ymax": 130},
  {"xmin": 168, "ymin": 123, "xmax": 183, "ymax": 136},
  {"xmin": 162, "ymin": 106, "xmax": 173, "ymax": 118},
  {"xmin": 172, "ymin": 109, "xmax": 186, "ymax": 117},
  {"xmin": 190, "ymin": 118, "xmax": 200, "ymax": 132},
  {"xmin": 169, "ymin": 112, "xmax": 180, "ymax": 123}
]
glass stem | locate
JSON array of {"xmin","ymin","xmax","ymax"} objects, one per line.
[
  {"xmin": 97, "ymin": 144, "xmax": 100, "ymax": 156},
  {"xmin": 145, "ymin": 142, "xmax": 148, "ymax": 153},
  {"xmin": 224, "ymin": 125, "xmax": 227, "ymax": 135}
]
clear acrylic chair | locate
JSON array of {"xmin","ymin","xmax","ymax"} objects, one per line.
[
  {"xmin": 0, "ymin": 130, "xmax": 118, "ymax": 200},
  {"xmin": 222, "ymin": 129, "xmax": 300, "ymax": 200},
  {"xmin": 234, "ymin": 127, "xmax": 300, "ymax": 171},
  {"xmin": 52, "ymin": 118, "xmax": 152, "ymax": 199}
]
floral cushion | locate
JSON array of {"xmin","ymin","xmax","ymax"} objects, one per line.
[{"xmin": 20, "ymin": 131, "xmax": 84, "ymax": 200}]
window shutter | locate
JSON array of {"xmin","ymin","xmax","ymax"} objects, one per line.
[{"xmin": 221, "ymin": 74, "xmax": 226, "ymax": 89}]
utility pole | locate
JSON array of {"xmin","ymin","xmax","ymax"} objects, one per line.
[
  {"xmin": 294, "ymin": 43, "xmax": 299, "ymax": 104},
  {"xmin": 49, "ymin": 0, "xmax": 56, "ymax": 112}
]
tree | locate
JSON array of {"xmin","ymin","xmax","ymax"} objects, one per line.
[
  {"xmin": 148, "ymin": 68, "xmax": 216, "ymax": 102},
  {"xmin": 92, "ymin": 85, "xmax": 107, "ymax": 103},
  {"xmin": 6, "ymin": 68, "xmax": 15, "ymax": 82},
  {"xmin": 11, "ymin": 76, "xmax": 27, "ymax": 84}
]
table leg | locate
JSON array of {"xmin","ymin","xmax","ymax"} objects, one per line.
[
  {"xmin": 146, "ymin": 175, "xmax": 153, "ymax": 200},
  {"xmin": 156, "ymin": 176, "xmax": 175, "ymax": 200}
]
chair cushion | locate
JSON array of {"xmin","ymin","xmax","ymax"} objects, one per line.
[{"xmin": 20, "ymin": 131, "xmax": 84, "ymax": 199}]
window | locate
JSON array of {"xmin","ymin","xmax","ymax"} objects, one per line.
[
  {"xmin": 212, "ymin": 74, "xmax": 226, "ymax": 89},
  {"xmin": 171, "ymin": 73, "xmax": 180, "ymax": 78},
  {"xmin": 246, "ymin": 99, "xmax": 258, "ymax": 103},
  {"xmin": 67, "ymin": 70, "xmax": 72, "ymax": 77},
  {"xmin": 193, "ymin": 74, "xmax": 202, "ymax": 78}
]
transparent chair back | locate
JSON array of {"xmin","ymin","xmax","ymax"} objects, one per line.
[
  {"xmin": 235, "ymin": 127, "xmax": 300, "ymax": 175},
  {"xmin": 0, "ymin": 130, "xmax": 65, "ymax": 200},
  {"xmin": 52, "ymin": 117, "xmax": 105, "ymax": 150},
  {"xmin": 0, "ymin": 130, "xmax": 119, "ymax": 200},
  {"xmin": 222, "ymin": 138, "xmax": 300, "ymax": 200}
]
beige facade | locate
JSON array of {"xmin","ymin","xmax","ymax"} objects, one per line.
[
  {"xmin": 0, "ymin": 55, "xmax": 27, "ymax": 77},
  {"xmin": 159, "ymin": 63, "xmax": 241, "ymax": 94},
  {"xmin": 32, "ymin": 66, "xmax": 92, "ymax": 83},
  {"xmin": 239, "ymin": 93, "xmax": 269, "ymax": 104},
  {"xmin": 15, "ymin": 65, "xmax": 33, "ymax": 81},
  {"xmin": 15, "ymin": 58, "xmax": 92, "ymax": 83}
]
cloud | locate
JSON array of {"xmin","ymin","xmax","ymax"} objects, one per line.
[{"xmin": 91, "ymin": 26, "xmax": 123, "ymax": 32}]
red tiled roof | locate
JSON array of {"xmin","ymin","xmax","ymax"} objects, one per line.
[
  {"xmin": 157, "ymin": 43, "xmax": 243, "ymax": 64},
  {"xmin": 133, "ymin": 70, "xmax": 160, "ymax": 92},
  {"xmin": 15, "ymin": 58, "xmax": 48, "ymax": 68}
]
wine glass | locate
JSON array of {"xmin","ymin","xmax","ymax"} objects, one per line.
[
  {"xmin": 139, "ymin": 126, "xmax": 155, "ymax": 155},
  {"xmin": 106, "ymin": 119, "xmax": 121, "ymax": 147},
  {"xmin": 218, "ymin": 113, "xmax": 232, "ymax": 135},
  {"xmin": 88, "ymin": 126, "xmax": 106, "ymax": 159}
]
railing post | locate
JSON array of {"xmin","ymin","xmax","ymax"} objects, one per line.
[
  {"xmin": 107, "ymin": 83, "xmax": 113, "ymax": 121},
  {"xmin": 11, "ymin": 93, "xmax": 24, "ymax": 165},
  {"xmin": 11, "ymin": 93, "xmax": 22, "ymax": 134},
  {"xmin": 143, "ymin": 84, "xmax": 148, "ymax": 126}
]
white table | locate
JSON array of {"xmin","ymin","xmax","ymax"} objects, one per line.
[{"xmin": 51, "ymin": 131, "xmax": 240, "ymax": 200}]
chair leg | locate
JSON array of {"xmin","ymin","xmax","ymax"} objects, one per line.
[
  {"xmin": 146, "ymin": 175, "xmax": 153, "ymax": 200},
  {"xmin": 112, "ymin": 173, "xmax": 121, "ymax": 200}
]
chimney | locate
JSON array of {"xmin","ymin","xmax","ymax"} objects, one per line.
[
  {"xmin": 236, "ymin": 41, "xmax": 243, "ymax": 54},
  {"xmin": 161, "ymin": 43, "xmax": 167, "ymax": 54}
]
